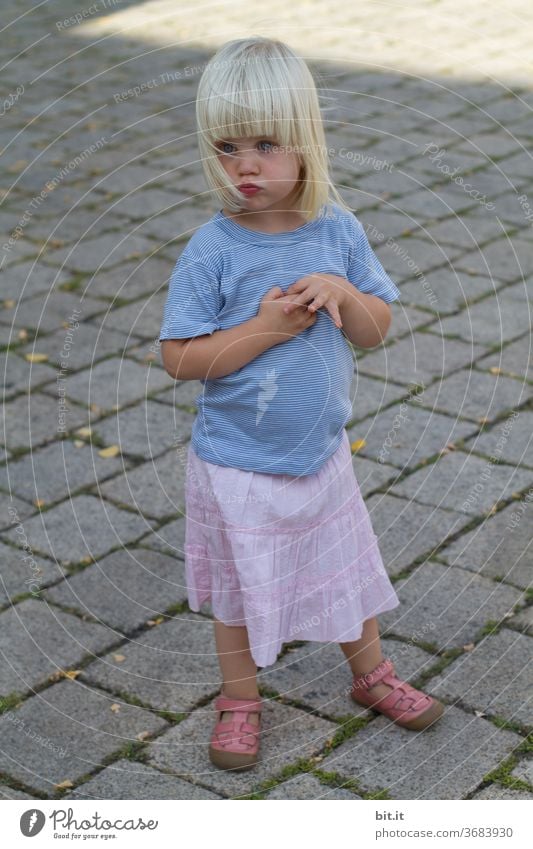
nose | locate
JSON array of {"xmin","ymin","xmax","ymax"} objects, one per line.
[{"xmin": 236, "ymin": 147, "xmax": 260, "ymax": 176}]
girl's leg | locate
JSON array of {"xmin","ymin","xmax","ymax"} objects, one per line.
[
  {"xmin": 213, "ymin": 617, "xmax": 260, "ymax": 724},
  {"xmin": 339, "ymin": 616, "xmax": 394, "ymax": 700}
]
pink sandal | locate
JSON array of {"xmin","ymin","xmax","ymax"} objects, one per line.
[
  {"xmin": 351, "ymin": 657, "xmax": 444, "ymax": 730},
  {"xmin": 209, "ymin": 693, "xmax": 262, "ymax": 771}
]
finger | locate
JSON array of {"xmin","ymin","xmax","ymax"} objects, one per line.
[
  {"xmin": 286, "ymin": 279, "xmax": 309, "ymax": 295},
  {"xmin": 327, "ymin": 299, "xmax": 343, "ymax": 328},
  {"xmin": 283, "ymin": 292, "xmax": 312, "ymax": 314},
  {"xmin": 306, "ymin": 292, "xmax": 329, "ymax": 313}
]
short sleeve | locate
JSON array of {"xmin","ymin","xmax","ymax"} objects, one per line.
[
  {"xmin": 346, "ymin": 218, "xmax": 401, "ymax": 303},
  {"xmin": 159, "ymin": 247, "xmax": 222, "ymax": 341}
]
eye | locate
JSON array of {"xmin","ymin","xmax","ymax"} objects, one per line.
[
  {"xmin": 258, "ymin": 140, "xmax": 275, "ymax": 151},
  {"xmin": 217, "ymin": 141, "xmax": 235, "ymax": 155}
]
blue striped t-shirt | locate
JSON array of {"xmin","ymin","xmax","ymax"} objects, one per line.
[{"xmin": 159, "ymin": 202, "xmax": 401, "ymax": 476}]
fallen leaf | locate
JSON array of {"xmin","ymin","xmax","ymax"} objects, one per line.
[
  {"xmin": 474, "ymin": 710, "xmax": 487, "ymax": 718},
  {"xmin": 3, "ymin": 299, "xmax": 16, "ymax": 309},
  {"xmin": 17, "ymin": 329, "xmax": 28, "ymax": 340},
  {"xmin": 73, "ymin": 439, "xmax": 85, "ymax": 448},
  {"xmin": 146, "ymin": 616, "xmax": 164, "ymax": 627},
  {"xmin": 463, "ymin": 643, "xmax": 475, "ymax": 652},
  {"xmin": 136, "ymin": 730, "xmax": 151, "ymax": 741},
  {"xmin": 110, "ymin": 703, "xmax": 121, "ymax": 714},
  {"xmin": 350, "ymin": 439, "xmax": 366, "ymax": 453},
  {"xmin": 63, "ymin": 669, "xmax": 81, "ymax": 680},
  {"xmin": 98, "ymin": 444, "xmax": 120, "ymax": 458},
  {"xmin": 76, "ymin": 427, "xmax": 92, "ymax": 437},
  {"xmin": 489, "ymin": 367, "xmax": 502, "ymax": 375},
  {"xmin": 113, "ymin": 654, "xmax": 126, "ymax": 663},
  {"xmin": 54, "ymin": 779, "xmax": 74, "ymax": 790},
  {"xmin": 24, "ymin": 352, "xmax": 49, "ymax": 363},
  {"xmin": 34, "ymin": 499, "xmax": 46, "ymax": 508}
]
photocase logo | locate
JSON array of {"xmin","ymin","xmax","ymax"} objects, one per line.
[
  {"xmin": 20, "ymin": 809, "xmax": 45, "ymax": 837},
  {"xmin": 256, "ymin": 368, "xmax": 279, "ymax": 424}
]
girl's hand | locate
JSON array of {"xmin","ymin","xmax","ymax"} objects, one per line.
[
  {"xmin": 282, "ymin": 273, "xmax": 349, "ymax": 329},
  {"xmin": 256, "ymin": 286, "xmax": 317, "ymax": 339}
]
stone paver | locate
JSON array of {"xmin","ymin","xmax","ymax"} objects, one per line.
[
  {"xmin": 418, "ymin": 368, "xmax": 531, "ymax": 423},
  {"xmin": 42, "ymin": 357, "xmax": 170, "ymax": 413},
  {"xmin": 0, "ymin": 540, "xmax": 60, "ymax": 605},
  {"xmin": 319, "ymin": 707, "xmax": 522, "ymax": 800},
  {"xmin": 0, "ymin": 439, "xmax": 126, "ymax": 506},
  {"xmin": 44, "ymin": 549, "xmax": 187, "ymax": 634},
  {"xmin": 81, "ymin": 613, "xmax": 221, "ymax": 712},
  {"xmin": 145, "ymin": 696, "xmax": 337, "ymax": 798},
  {"xmin": 3, "ymin": 495, "xmax": 150, "ymax": 564},
  {"xmin": 438, "ymin": 501, "xmax": 533, "ymax": 589},
  {"xmin": 348, "ymin": 404, "xmax": 476, "ymax": 469},
  {"xmin": 0, "ymin": 598, "xmax": 118, "ymax": 696},
  {"xmin": 263, "ymin": 773, "xmax": 361, "ymax": 799},
  {"xmin": 365, "ymin": 493, "xmax": 473, "ymax": 576},
  {"xmin": 378, "ymin": 561, "xmax": 523, "ymax": 650},
  {"xmin": 2, "ymin": 0, "xmax": 532, "ymax": 802},
  {"xmin": 357, "ymin": 331, "xmax": 488, "ymax": 387},
  {"xmin": 388, "ymin": 451, "xmax": 533, "ymax": 515},
  {"xmin": 92, "ymin": 399, "xmax": 193, "ymax": 460},
  {"xmin": 99, "ymin": 451, "xmax": 187, "ymax": 519},
  {"xmin": 69, "ymin": 758, "xmax": 223, "ymax": 800},
  {"xmin": 431, "ymin": 630, "xmax": 533, "ymax": 727},
  {"xmin": 0, "ymin": 679, "xmax": 168, "ymax": 794}
]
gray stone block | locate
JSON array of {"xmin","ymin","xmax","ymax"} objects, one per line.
[
  {"xmin": 416, "ymin": 215, "xmax": 506, "ymax": 251},
  {"xmin": 138, "ymin": 517, "xmax": 186, "ymax": 559},
  {"xmin": 400, "ymin": 272, "xmax": 498, "ymax": 315},
  {"xmin": 82, "ymin": 613, "xmax": 221, "ymax": 712},
  {"xmin": 93, "ymin": 292, "xmax": 167, "ymax": 341},
  {"xmin": 0, "ymin": 260, "xmax": 69, "ymax": 302},
  {"xmin": 419, "ymin": 367, "xmax": 530, "ymax": 423},
  {"xmin": 0, "ymin": 291, "xmax": 103, "ymax": 334},
  {"xmin": 349, "ymin": 404, "xmax": 476, "ymax": 469},
  {"xmin": 19, "ymin": 324, "xmax": 135, "ymax": 371},
  {"xmin": 0, "ymin": 493, "xmax": 38, "ymax": 529},
  {"xmin": 155, "ymin": 381, "xmax": 207, "ymax": 410},
  {"xmin": 69, "ymin": 758, "xmax": 223, "ymax": 799},
  {"xmin": 319, "ymin": 706, "xmax": 521, "ymax": 799},
  {"xmin": 0, "ymin": 679, "xmax": 167, "ymax": 794},
  {"xmin": 44, "ymin": 548, "xmax": 187, "ymax": 633},
  {"xmin": 0, "ymin": 439, "xmax": 126, "ymax": 506},
  {"xmin": 388, "ymin": 451, "xmax": 533, "ymax": 515},
  {"xmin": 100, "ymin": 451, "xmax": 187, "ymax": 519},
  {"xmin": 350, "ymin": 456, "xmax": 401, "ymax": 498},
  {"xmin": 436, "ymin": 294, "xmax": 533, "ymax": 345},
  {"xmin": 145, "ymin": 697, "xmax": 337, "ymax": 798},
  {"xmin": 93, "ymin": 400, "xmax": 193, "ymax": 460},
  {"xmin": 357, "ymin": 332, "xmax": 487, "ymax": 387},
  {"xmin": 464, "ymin": 411, "xmax": 533, "ymax": 468},
  {"xmin": 0, "ymin": 598, "xmax": 118, "ymax": 695},
  {"xmin": 0, "ymin": 540, "xmax": 60, "ymax": 605},
  {"xmin": 476, "ymin": 334, "xmax": 532, "ymax": 381},
  {"xmin": 364, "ymin": 493, "xmax": 471, "ymax": 576},
  {"xmin": 0, "ymin": 393, "xmax": 89, "ymax": 450},
  {"xmin": 347, "ymin": 372, "xmax": 409, "ymax": 424},
  {"xmin": 48, "ymin": 357, "xmax": 170, "ymax": 412},
  {"xmin": 83, "ymin": 257, "xmax": 174, "ymax": 302},
  {"xmin": 4, "ymin": 495, "xmax": 150, "ymax": 564},
  {"xmin": 385, "ymin": 305, "xmax": 438, "ymax": 340},
  {"xmin": 456, "ymin": 237, "xmax": 533, "ymax": 282},
  {"xmin": 473, "ymin": 784, "xmax": 533, "ymax": 800},
  {"xmin": 431, "ymin": 630, "xmax": 533, "ymax": 726},
  {"xmin": 264, "ymin": 773, "xmax": 361, "ymax": 799},
  {"xmin": 375, "ymin": 237, "xmax": 464, "ymax": 282},
  {"xmin": 43, "ymin": 232, "xmax": 157, "ymax": 272},
  {"xmin": 510, "ymin": 757, "xmax": 533, "ymax": 786},
  {"xmin": 508, "ymin": 606, "xmax": 533, "ymax": 635},
  {"xmin": 1, "ymin": 352, "xmax": 57, "ymax": 400},
  {"xmin": 439, "ymin": 501, "xmax": 533, "ymax": 589},
  {"xmin": 260, "ymin": 639, "xmax": 440, "ymax": 719},
  {"xmin": 378, "ymin": 561, "xmax": 522, "ymax": 649}
]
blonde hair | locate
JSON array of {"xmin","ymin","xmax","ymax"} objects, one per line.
[{"xmin": 195, "ymin": 37, "xmax": 353, "ymax": 222}]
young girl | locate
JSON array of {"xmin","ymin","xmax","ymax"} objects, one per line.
[{"xmin": 160, "ymin": 36, "xmax": 444, "ymax": 772}]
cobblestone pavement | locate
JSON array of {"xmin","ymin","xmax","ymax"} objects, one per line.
[{"xmin": 1, "ymin": 0, "xmax": 532, "ymax": 801}]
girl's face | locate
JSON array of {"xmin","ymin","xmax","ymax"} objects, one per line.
[{"xmin": 215, "ymin": 136, "xmax": 304, "ymax": 227}]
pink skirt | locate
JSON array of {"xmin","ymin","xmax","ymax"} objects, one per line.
[{"xmin": 184, "ymin": 428, "xmax": 400, "ymax": 668}]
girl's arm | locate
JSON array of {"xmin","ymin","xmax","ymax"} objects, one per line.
[
  {"xmin": 161, "ymin": 316, "xmax": 279, "ymax": 380},
  {"xmin": 338, "ymin": 284, "xmax": 392, "ymax": 348}
]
